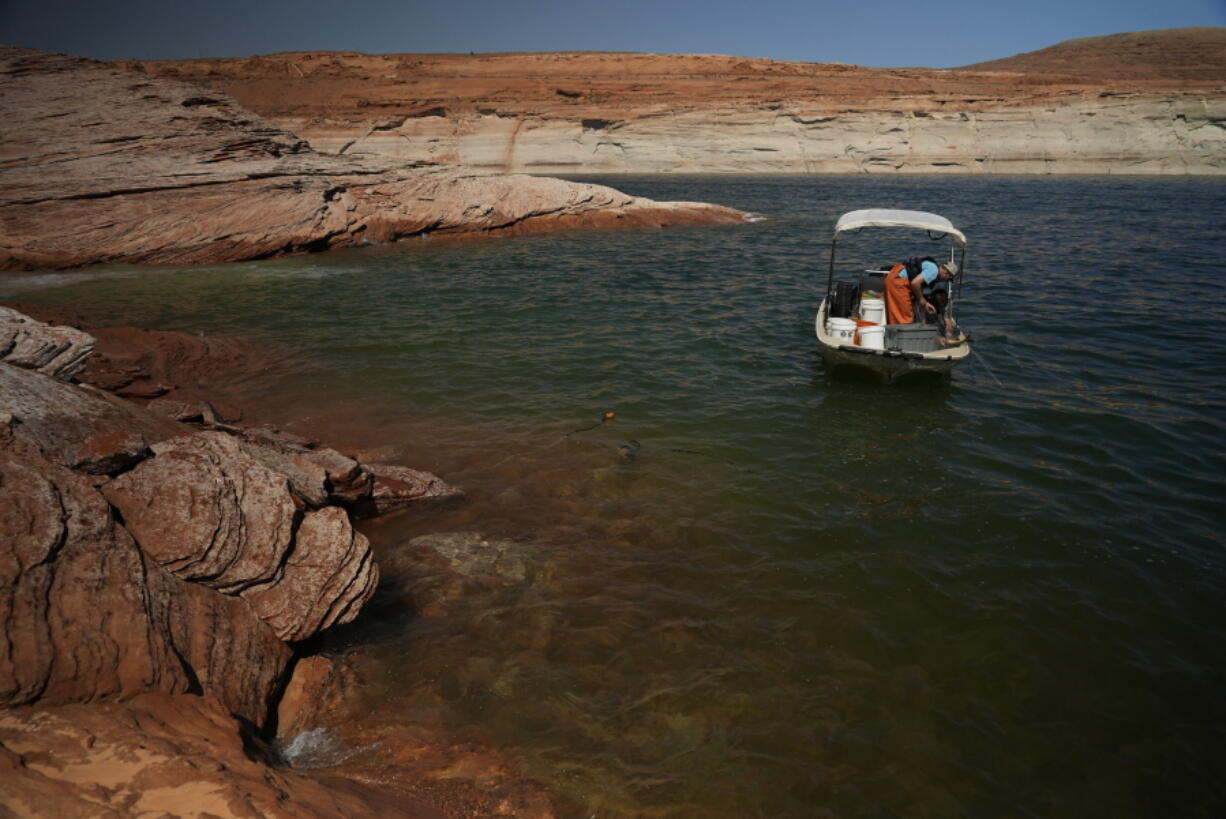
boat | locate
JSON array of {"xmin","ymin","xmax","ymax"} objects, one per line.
[{"xmin": 815, "ymin": 208, "xmax": 971, "ymax": 381}]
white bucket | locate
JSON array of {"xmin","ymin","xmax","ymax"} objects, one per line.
[
  {"xmin": 859, "ymin": 324, "xmax": 885, "ymax": 350},
  {"xmin": 827, "ymin": 317, "xmax": 857, "ymax": 344},
  {"xmin": 860, "ymin": 298, "xmax": 885, "ymax": 325}
]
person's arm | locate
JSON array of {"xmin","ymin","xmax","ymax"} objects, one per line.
[{"xmin": 910, "ymin": 275, "xmax": 935, "ymax": 313}]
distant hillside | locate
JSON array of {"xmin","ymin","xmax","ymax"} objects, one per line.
[
  {"xmin": 960, "ymin": 27, "xmax": 1226, "ymax": 84},
  {"xmin": 125, "ymin": 27, "xmax": 1226, "ymax": 176}
]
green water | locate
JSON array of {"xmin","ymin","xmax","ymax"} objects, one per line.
[{"xmin": 4, "ymin": 175, "xmax": 1224, "ymax": 817}]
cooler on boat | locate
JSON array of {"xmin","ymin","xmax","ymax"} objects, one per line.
[{"xmin": 886, "ymin": 324, "xmax": 941, "ymax": 353}]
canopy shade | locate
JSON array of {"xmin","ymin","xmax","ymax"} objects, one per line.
[{"xmin": 833, "ymin": 209, "xmax": 967, "ymax": 246}]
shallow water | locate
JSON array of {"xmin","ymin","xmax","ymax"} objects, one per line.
[{"xmin": 5, "ymin": 175, "xmax": 1225, "ymax": 817}]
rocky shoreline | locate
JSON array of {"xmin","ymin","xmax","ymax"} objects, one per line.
[
  {"xmin": 0, "ymin": 46, "xmax": 747, "ymax": 272},
  {"xmin": 0, "ymin": 303, "xmax": 562, "ymax": 817},
  {"xmin": 0, "ymin": 43, "xmax": 753, "ymax": 815}
]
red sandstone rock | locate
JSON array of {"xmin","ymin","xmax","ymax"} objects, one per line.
[
  {"xmin": 236, "ymin": 434, "xmax": 376, "ymax": 508},
  {"xmin": 140, "ymin": 29, "xmax": 1226, "ymax": 125},
  {"xmin": 0, "ymin": 306, "xmax": 95, "ymax": 380},
  {"xmin": 246, "ymin": 425, "xmax": 320, "ymax": 450},
  {"xmin": 961, "ymin": 27, "xmax": 1226, "ymax": 79},
  {"xmin": 308, "ymin": 446, "xmax": 374, "ymax": 504},
  {"xmin": 235, "ymin": 428, "xmax": 464, "ymax": 516},
  {"xmin": 113, "ymin": 378, "xmax": 172, "ymax": 399},
  {"xmin": 0, "ymin": 361, "xmax": 182, "ymax": 473},
  {"xmin": 242, "ymin": 506, "xmax": 378, "ymax": 642},
  {"xmin": 364, "ymin": 461, "xmax": 464, "ymax": 517},
  {"xmin": 146, "ymin": 396, "xmax": 205, "ymax": 422},
  {"xmin": 0, "ymin": 310, "xmax": 520, "ymax": 814},
  {"xmin": 277, "ymin": 655, "xmax": 339, "ymax": 739},
  {"xmin": 70, "ymin": 428, "xmax": 151, "ymax": 474},
  {"xmin": 0, "ymin": 47, "xmax": 746, "ymax": 272},
  {"xmin": 0, "ymin": 449, "xmax": 289, "ymax": 725},
  {"xmin": 0, "ymin": 693, "xmax": 441, "ymax": 818},
  {"xmin": 0, "ymin": 314, "xmax": 391, "ymax": 723},
  {"xmin": 74, "ymin": 324, "xmax": 293, "ymax": 410},
  {"xmin": 101, "ymin": 429, "xmax": 384, "ymax": 643},
  {"xmin": 102, "ymin": 431, "xmax": 298, "ymax": 593},
  {"xmin": 239, "ymin": 437, "xmax": 334, "ymax": 506},
  {"xmin": 128, "ymin": 29, "xmax": 1226, "ymax": 176}
]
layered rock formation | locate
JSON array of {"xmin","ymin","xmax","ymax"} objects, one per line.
[
  {"xmin": 135, "ymin": 28, "xmax": 1226, "ymax": 175},
  {"xmin": 0, "ymin": 306, "xmax": 95, "ymax": 380},
  {"xmin": 0, "ymin": 432, "xmax": 293, "ymax": 724},
  {"xmin": 0, "ymin": 47, "xmax": 746, "ymax": 271},
  {"xmin": 0, "ymin": 309, "xmax": 478, "ymax": 816}
]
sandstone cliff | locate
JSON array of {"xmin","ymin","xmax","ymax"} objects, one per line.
[
  {"xmin": 134, "ymin": 28, "xmax": 1226, "ymax": 175},
  {"xmin": 0, "ymin": 47, "xmax": 746, "ymax": 272}
]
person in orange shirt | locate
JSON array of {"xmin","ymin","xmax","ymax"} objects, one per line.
[{"xmin": 884, "ymin": 257, "xmax": 959, "ymax": 324}]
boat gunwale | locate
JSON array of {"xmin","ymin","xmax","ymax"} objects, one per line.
[
  {"xmin": 814, "ymin": 297, "xmax": 966, "ymax": 380},
  {"xmin": 815, "ymin": 298, "xmax": 971, "ymax": 368}
]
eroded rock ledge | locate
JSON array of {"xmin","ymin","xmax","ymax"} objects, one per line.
[
  {"xmin": 0, "ymin": 46, "xmax": 747, "ymax": 272},
  {"xmin": 0, "ymin": 309, "xmax": 480, "ymax": 817}
]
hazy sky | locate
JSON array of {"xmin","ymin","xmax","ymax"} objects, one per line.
[{"xmin": 1, "ymin": 0, "xmax": 1223, "ymax": 68}]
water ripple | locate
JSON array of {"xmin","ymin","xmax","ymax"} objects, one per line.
[{"xmin": 4, "ymin": 175, "xmax": 1225, "ymax": 817}]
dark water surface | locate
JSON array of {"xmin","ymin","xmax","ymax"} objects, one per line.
[{"xmin": 4, "ymin": 176, "xmax": 1225, "ymax": 817}]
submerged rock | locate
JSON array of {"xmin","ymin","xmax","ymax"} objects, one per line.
[
  {"xmin": 362, "ymin": 462, "xmax": 464, "ymax": 518},
  {"xmin": 410, "ymin": 532, "xmax": 539, "ymax": 584}
]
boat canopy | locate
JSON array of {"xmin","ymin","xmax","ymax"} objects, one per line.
[{"xmin": 833, "ymin": 209, "xmax": 967, "ymax": 246}]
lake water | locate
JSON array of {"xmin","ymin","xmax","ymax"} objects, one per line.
[{"xmin": 4, "ymin": 175, "xmax": 1225, "ymax": 817}]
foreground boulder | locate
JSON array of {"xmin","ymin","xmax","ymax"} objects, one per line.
[
  {"xmin": 102, "ymin": 432, "xmax": 300, "ymax": 593},
  {"xmin": 102, "ymin": 430, "xmax": 385, "ymax": 644},
  {"xmin": 0, "ymin": 345, "xmax": 426, "ymax": 716},
  {"xmin": 0, "ymin": 46, "xmax": 746, "ymax": 271},
  {"xmin": 0, "ymin": 449, "xmax": 290, "ymax": 725}
]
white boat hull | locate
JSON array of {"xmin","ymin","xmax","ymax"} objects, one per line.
[{"xmin": 815, "ymin": 299, "xmax": 970, "ymax": 381}]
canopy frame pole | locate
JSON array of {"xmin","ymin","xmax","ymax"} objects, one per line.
[
  {"xmin": 948, "ymin": 243, "xmax": 967, "ymax": 324},
  {"xmin": 826, "ymin": 236, "xmax": 838, "ymax": 303}
]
